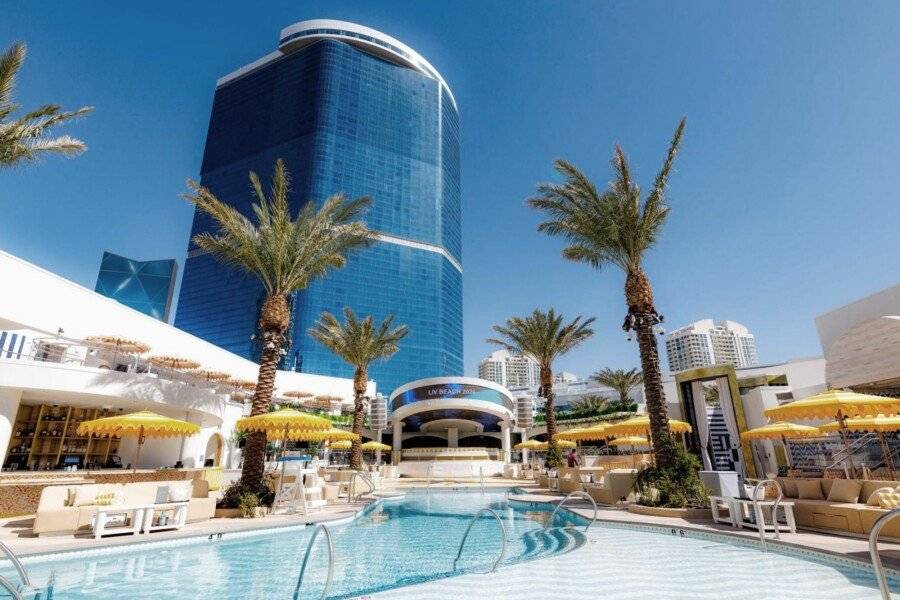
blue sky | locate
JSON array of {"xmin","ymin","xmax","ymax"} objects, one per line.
[{"xmin": 3, "ymin": 2, "xmax": 899, "ymax": 380}]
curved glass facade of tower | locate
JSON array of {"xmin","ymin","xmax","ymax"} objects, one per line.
[{"xmin": 175, "ymin": 21, "xmax": 462, "ymax": 393}]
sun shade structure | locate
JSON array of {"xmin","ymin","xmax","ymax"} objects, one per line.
[
  {"xmin": 83, "ymin": 335, "xmax": 151, "ymax": 354},
  {"xmin": 360, "ymin": 441, "xmax": 391, "ymax": 452},
  {"xmin": 740, "ymin": 422, "xmax": 822, "ymax": 441},
  {"xmin": 148, "ymin": 355, "xmax": 201, "ymax": 370},
  {"xmin": 820, "ymin": 415, "xmax": 900, "ymax": 479},
  {"xmin": 236, "ymin": 408, "xmax": 331, "ymax": 437},
  {"xmin": 607, "ymin": 436, "xmax": 651, "ymax": 446},
  {"xmin": 189, "ymin": 369, "xmax": 231, "ymax": 382},
  {"xmin": 556, "ymin": 424, "xmax": 609, "ymax": 442},
  {"xmin": 765, "ymin": 390, "xmax": 900, "ymax": 477},
  {"xmin": 514, "ymin": 439, "xmax": 544, "ymax": 450},
  {"xmin": 764, "ymin": 390, "xmax": 900, "ymax": 421},
  {"xmin": 604, "ymin": 416, "xmax": 693, "ymax": 437},
  {"xmin": 77, "ymin": 410, "xmax": 200, "ymax": 472}
]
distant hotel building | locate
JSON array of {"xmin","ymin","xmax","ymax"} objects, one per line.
[
  {"xmin": 665, "ymin": 319, "xmax": 759, "ymax": 372},
  {"xmin": 478, "ymin": 350, "xmax": 541, "ymax": 389},
  {"xmin": 94, "ymin": 252, "xmax": 177, "ymax": 321},
  {"xmin": 174, "ymin": 20, "xmax": 462, "ymax": 393}
]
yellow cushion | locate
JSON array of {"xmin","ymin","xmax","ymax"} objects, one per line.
[
  {"xmin": 867, "ymin": 486, "xmax": 895, "ymax": 506},
  {"xmin": 93, "ymin": 492, "xmax": 116, "ymax": 506},
  {"xmin": 827, "ymin": 479, "xmax": 862, "ymax": 504},
  {"xmin": 877, "ymin": 491, "xmax": 900, "ymax": 509},
  {"xmin": 796, "ymin": 479, "xmax": 824, "ymax": 500}
]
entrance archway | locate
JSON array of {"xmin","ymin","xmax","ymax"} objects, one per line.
[{"xmin": 205, "ymin": 433, "xmax": 224, "ymax": 467}]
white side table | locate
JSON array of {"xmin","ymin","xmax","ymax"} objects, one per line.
[
  {"xmin": 733, "ymin": 498, "xmax": 796, "ymax": 533},
  {"xmin": 709, "ymin": 495, "xmax": 741, "ymax": 527},
  {"xmin": 142, "ymin": 502, "xmax": 189, "ymax": 533},
  {"xmin": 93, "ymin": 505, "xmax": 149, "ymax": 539}
]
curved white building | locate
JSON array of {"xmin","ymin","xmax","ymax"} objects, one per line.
[
  {"xmin": 0, "ymin": 250, "xmax": 370, "ymax": 471},
  {"xmin": 388, "ymin": 376, "xmax": 516, "ymax": 477}
]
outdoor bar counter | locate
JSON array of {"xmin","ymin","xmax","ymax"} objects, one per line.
[{"xmin": 0, "ymin": 468, "xmax": 219, "ymax": 517}]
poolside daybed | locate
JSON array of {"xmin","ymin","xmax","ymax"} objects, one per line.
[{"xmin": 776, "ymin": 477, "xmax": 900, "ymax": 537}]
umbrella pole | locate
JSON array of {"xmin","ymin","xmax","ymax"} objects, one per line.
[
  {"xmin": 133, "ymin": 426, "xmax": 144, "ymax": 474},
  {"xmin": 782, "ymin": 434, "xmax": 792, "ymax": 468},
  {"xmin": 880, "ymin": 432, "xmax": 896, "ymax": 481},
  {"xmin": 837, "ymin": 411, "xmax": 856, "ymax": 479}
]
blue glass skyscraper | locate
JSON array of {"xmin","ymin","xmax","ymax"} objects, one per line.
[
  {"xmin": 175, "ymin": 20, "xmax": 462, "ymax": 394},
  {"xmin": 95, "ymin": 252, "xmax": 177, "ymax": 321}
]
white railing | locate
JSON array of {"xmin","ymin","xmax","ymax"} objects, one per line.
[
  {"xmin": 452, "ymin": 509, "xmax": 507, "ymax": 573},
  {"xmin": 293, "ymin": 524, "xmax": 335, "ymax": 600},
  {"xmin": 544, "ymin": 491, "xmax": 598, "ymax": 533},
  {"xmin": 347, "ymin": 471, "xmax": 375, "ymax": 503},
  {"xmin": 0, "ymin": 541, "xmax": 32, "ymax": 600},
  {"xmin": 869, "ymin": 507, "xmax": 900, "ymax": 600},
  {"xmin": 751, "ymin": 479, "xmax": 784, "ymax": 552}
]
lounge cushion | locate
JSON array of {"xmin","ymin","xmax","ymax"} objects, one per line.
[
  {"xmin": 776, "ymin": 477, "xmax": 798, "ymax": 498},
  {"xmin": 867, "ymin": 486, "xmax": 895, "ymax": 506},
  {"xmin": 877, "ymin": 491, "xmax": 900, "ymax": 509},
  {"xmin": 796, "ymin": 479, "xmax": 824, "ymax": 500},
  {"xmin": 827, "ymin": 479, "xmax": 862, "ymax": 503}
]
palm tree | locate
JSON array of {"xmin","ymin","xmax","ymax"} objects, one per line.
[
  {"xmin": 529, "ymin": 118, "xmax": 685, "ymax": 468},
  {"xmin": 309, "ymin": 308, "xmax": 409, "ymax": 470},
  {"xmin": 184, "ymin": 159, "xmax": 372, "ymax": 492},
  {"xmin": 592, "ymin": 368, "xmax": 643, "ymax": 411},
  {"xmin": 487, "ymin": 309, "xmax": 594, "ymax": 467},
  {"xmin": 1, "ymin": 42, "xmax": 92, "ymax": 167},
  {"xmin": 569, "ymin": 394, "xmax": 610, "ymax": 417}
]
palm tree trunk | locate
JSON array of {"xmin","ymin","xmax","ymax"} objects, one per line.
[
  {"xmin": 240, "ymin": 294, "xmax": 290, "ymax": 493},
  {"xmin": 626, "ymin": 268, "xmax": 674, "ymax": 469},
  {"xmin": 541, "ymin": 366, "xmax": 562, "ymax": 468},
  {"xmin": 349, "ymin": 368, "xmax": 367, "ymax": 470},
  {"xmin": 635, "ymin": 319, "xmax": 673, "ymax": 467}
]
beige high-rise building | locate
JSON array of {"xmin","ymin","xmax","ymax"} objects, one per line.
[
  {"xmin": 665, "ymin": 319, "xmax": 759, "ymax": 373},
  {"xmin": 478, "ymin": 349, "xmax": 541, "ymax": 389}
]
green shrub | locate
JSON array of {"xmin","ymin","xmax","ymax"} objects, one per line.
[
  {"xmin": 635, "ymin": 435, "xmax": 709, "ymax": 508},
  {"xmin": 238, "ymin": 492, "xmax": 259, "ymax": 518}
]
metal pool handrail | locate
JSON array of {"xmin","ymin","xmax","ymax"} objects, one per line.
[
  {"xmin": 0, "ymin": 541, "xmax": 31, "ymax": 590},
  {"xmin": 479, "ymin": 466, "xmax": 485, "ymax": 495},
  {"xmin": 452, "ymin": 508, "xmax": 507, "ymax": 573},
  {"xmin": 544, "ymin": 491, "xmax": 598, "ymax": 533},
  {"xmin": 293, "ymin": 524, "xmax": 335, "ymax": 600},
  {"xmin": 868, "ymin": 507, "xmax": 900, "ymax": 600},
  {"xmin": 751, "ymin": 479, "xmax": 783, "ymax": 553},
  {"xmin": 347, "ymin": 470, "xmax": 375, "ymax": 503},
  {"xmin": 0, "ymin": 575, "xmax": 23, "ymax": 600}
]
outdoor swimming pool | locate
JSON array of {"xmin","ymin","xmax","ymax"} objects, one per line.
[
  {"xmin": 2, "ymin": 488, "xmax": 898, "ymax": 599},
  {"xmin": 2, "ymin": 489, "xmax": 585, "ymax": 599}
]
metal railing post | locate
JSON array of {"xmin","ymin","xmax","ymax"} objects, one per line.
[
  {"xmin": 543, "ymin": 491, "xmax": 598, "ymax": 533},
  {"xmin": 751, "ymin": 479, "xmax": 784, "ymax": 553},
  {"xmin": 293, "ymin": 524, "xmax": 335, "ymax": 600},
  {"xmin": 869, "ymin": 507, "xmax": 900, "ymax": 600},
  {"xmin": 452, "ymin": 508, "xmax": 507, "ymax": 573}
]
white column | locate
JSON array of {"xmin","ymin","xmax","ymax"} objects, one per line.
[
  {"xmin": 375, "ymin": 429, "xmax": 383, "ymax": 466},
  {"xmin": 447, "ymin": 427, "xmax": 459, "ymax": 448},
  {"xmin": 0, "ymin": 389, "xmax": 23, "ymax": 464},
  {"xmin": 501, "ymin": 422, "xmax": 511, "ymax": 463},
  {"xmin": 392, "ymin": 419, "xmax": 402, "ymax": 465}
]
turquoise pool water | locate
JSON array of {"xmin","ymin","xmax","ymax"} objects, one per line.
[
  {"xmin": 3, "ymin": 489, "xmax": 897, "ymax": 599},
  {"xmin": 2, "ymin": 489, "xmax": 586, "ymax": 599}
]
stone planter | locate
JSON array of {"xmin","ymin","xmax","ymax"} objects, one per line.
[
  {"xmin": 627, "ymin": 504, "xmax": 710, "ymax": 520},
  {"xmin": 214, "ymin": 506, "xmax": 270, "ymax": 519}
]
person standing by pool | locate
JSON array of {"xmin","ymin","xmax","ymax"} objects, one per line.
[{"xmin": 567, "ymin": 449, "xmax": 579, "ymax": 468}]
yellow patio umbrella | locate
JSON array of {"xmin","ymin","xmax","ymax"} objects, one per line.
[
  {"xmin": 283, "ymin": 390, "xmax": 316, "ymax": 398},
  {"xmin": 607, "ymin": 436, "xmax": 651, "ymax": 447},
  {"xmin": 148, "ymin": 355, "xmax": 201, "ymax": 370},
  {"xmin": 360, "ymin": 441, "xmax": 391, "ymax": 452},
  {"xmin": 189, "ymin": 369, "xmax": 231, "ymax": 382},
  {"xmin": 273, "ymin": 428, "xmax": 360, "ymax": 442},
  {"xmin": 765, "ymin": 390, "xmax": 900, "ymax": 475},
  {"xmin": 77, "ymin": 410, "xmax": 200, "ymax": 472},
  {"xmin": 330, "ymin": 440, "xmax": 352, "ymax": 450},
  {"xmin": 84, "ymin": 335, "xmax": 151, "ymax": 354},
  {"xmin": 820, "ymin": 415, "xmax": 900, "ymax": 479},
  {"xmin": 739, "ymin": 421, "xmax": 822, "ymax": 468},
  {"xmin": 237, "ymin": 408, "xmax": 332, "ymax": 440},
  {"xmin": 228, "ymin": 379, "xmax": 257, "ymax": 390},
  {"xmin": 514, "ymin": 439, "xmax": 544, "ymax": 450},
  {"xmin": 604, "ymin": 415, "xmax": 693, "ymax": 437},
  {"xmin": 534, "ymin": 440, "xmax": 576, "ymax": 451},
  {"xmin": 557, "ymin": 424, "xmax": 610, "ymax": 442}
]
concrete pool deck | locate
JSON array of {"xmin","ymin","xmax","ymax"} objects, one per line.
[{"xmin": 2, "ymin": 478, "xmax": 899, "ymax": 573}]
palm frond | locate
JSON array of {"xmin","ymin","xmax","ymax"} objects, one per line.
[
  {"xmin": 487, "ymin": 308, "xmax": 594, "ymax": 368},
  {"xmin": 309, "ymin": 308, "xmax": 409, "ymax": 370}
]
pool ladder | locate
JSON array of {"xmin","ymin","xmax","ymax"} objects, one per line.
[
  {"xmin": 0, "ymin": 541, "xmax": 35, "ymax": 600},
  {"xmin": 347, "ymin": 470, "xmax": 375, "ymax": 503},
  {"xmin": 543, "ymin": 491, "xmax": 598, "ymax": 533},
  {"xmin": 293, "ymin": 524, "xmax": 335, "ymax": 600},
  {"xmin": 750, "ymin": 479, "xmax": 784, "ymax": 553},
  {"xmin": 869, "ymin": 507, "xmax": 900, "ymax": 600},
  {"xmin": 453, "ymin": 508, "xmax": 507, "ymax": 573}
]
